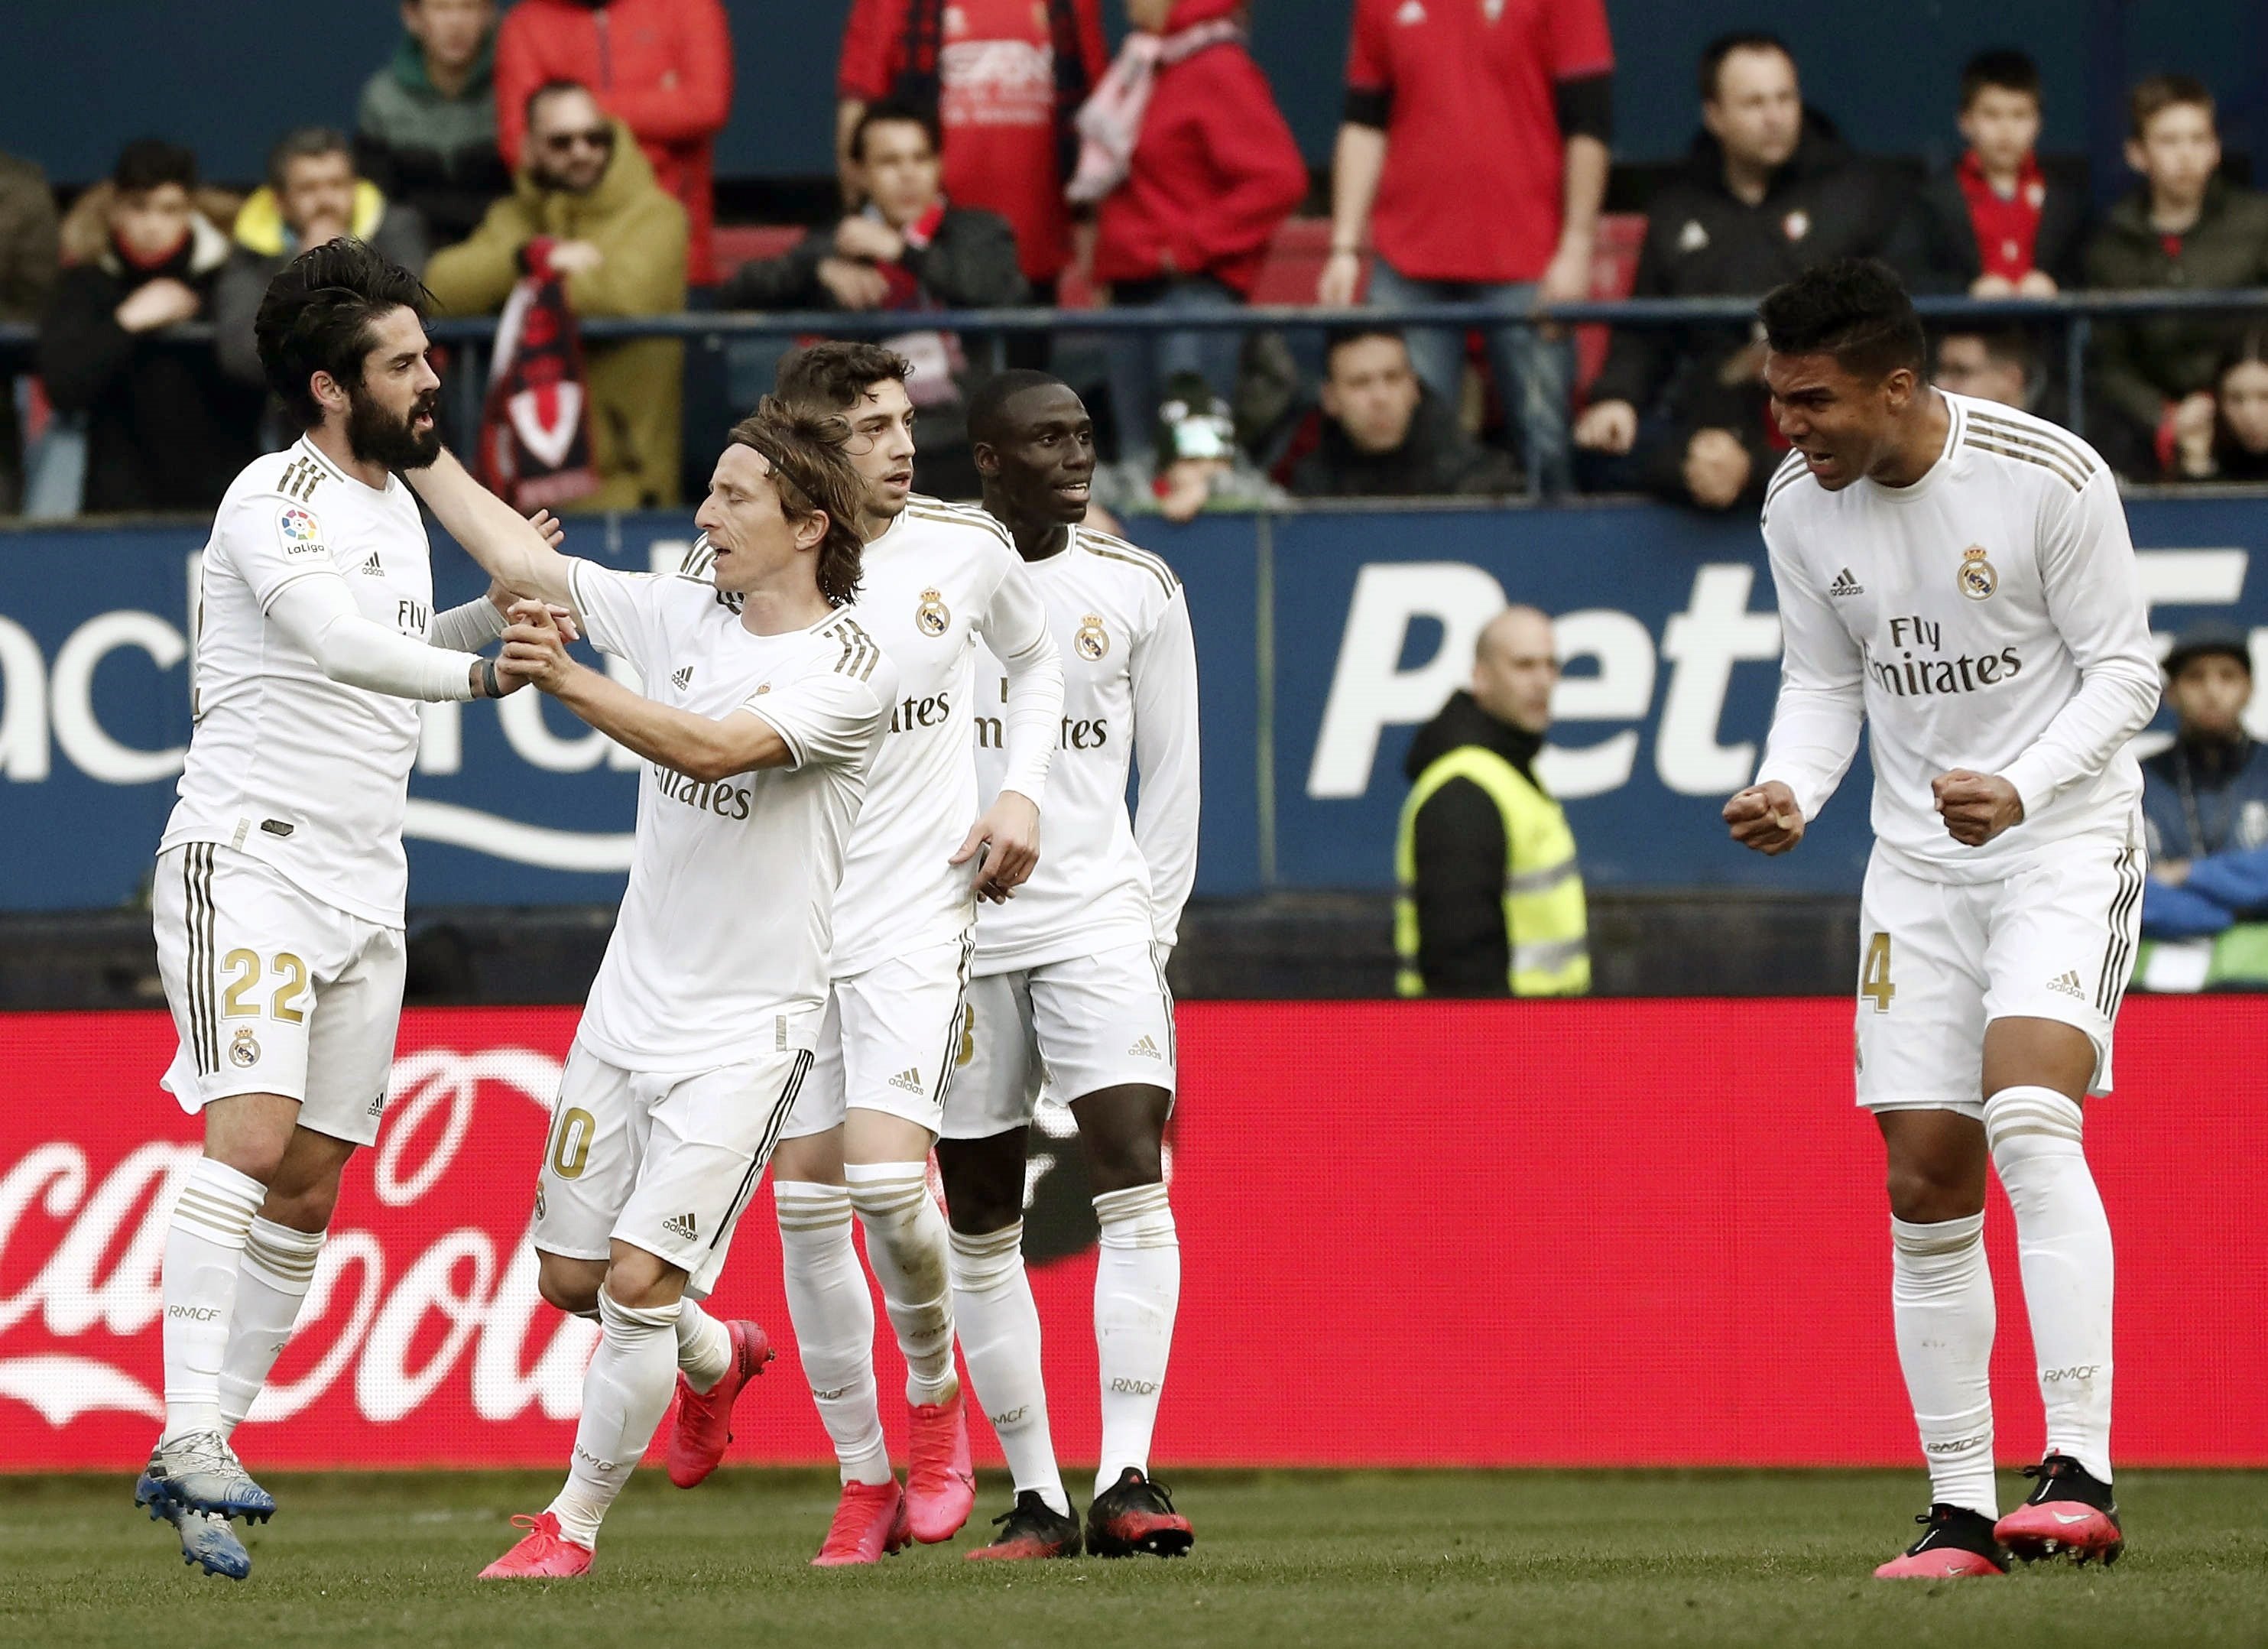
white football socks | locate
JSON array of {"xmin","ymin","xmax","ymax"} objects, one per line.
[
  {"xmin": 1890, "ymin": 1212, "xmax": 1997, "ymax": 1518},
  {"xmin": 1092, "ymin": 1182, "xmax": 1179, "ymax": 1501},
  {"xmin": 845, "ymin": 1161, "xmax": 959, "ymax": 1407},
  {"xmin": 776, "ymin": 1180, "xmax": 890, "ymax": 1485},
  {"xmin": 1985, "ymin": 1086, "xmax": 2115, "ymax": 1482},
  {"xmin": 949, "ymin": 1221, "xmax": 1068, "ymax": 1517},
  {"xmin": 550, "ymin": 1291, "xmax": 680, "ymax": 1550},
  {"xmin": 217, "ymin": 1217, "xmax": 325, "ymax": 1437},
  {"xmin": 674, "ymin": 1297, "xmax": 733, "ymax": 1394},
  {"xmin": 160, "ymin": 1158, "xmax": 266, "ymax": 1442}
]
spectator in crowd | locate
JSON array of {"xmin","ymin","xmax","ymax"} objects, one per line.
[
  {"xmin": 427, "ymin": 83, "xmax": 688, "ymax": 510},
  {"xmin": 2083, "ymin": 76, "xmax": 2268, "ymax": 480},
  {"xmin": 1319, "ymin": 0, "xmax": 1613, "ymax": 496},
  {"xmin": 37, "ymin": 139, "xmax": 259, "ymax": 515},
  {"xmin": 1283, "ymin": 326, "xmax": 1517, "ymax": 498},
  {"xmin": 213, "ymin": 128, "xmax": 429, "ymax": 404},
  {"xmin": 1080, "ymin": 0, "xmax": 1307, "ymax": 471},
  {"xmin": 2140, "ymin": 622, "xmax": 2268, "ymax": 939},
  {"xmin": 1572, "ymin": 34, "xmax": 1903, "ymax": 511},
  {"xmin": 495, "ymin": 0, "xmax": 731, "ymax": 285},
  {"xmin": 836, "ymin": 0, "xmax": 1107, "ymax": 300},
  {"xmin": 1890, "ymin": 49, "xmax": 2088, "ymax": 297},
  {"xmin": 0, "ymin": 148, "xmax": 60, "ymax": 514},
  {"xmin": 723, "ymin": 99, "xmax": 1027, "ymax": 499},
  {"xmin": 2175, "ymin": 330, "xmax": 2268, "ymax": 482},
  {"xmin": 1092, "ymin": 369, "xmax": 1286, "ymax": 521},
  {"xmin": 1933, "ymin": 326, "xmax": 2036, "ymax": 411},
  {"xmin": 1394, "ymin": 605, "xmax": 1588, "ymax": 998},
  {"xmin": 355, "ymin": 0, "xmax": 510, "ymax": 250}
]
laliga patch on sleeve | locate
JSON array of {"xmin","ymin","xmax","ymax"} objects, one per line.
[{"xmin": 277, "ymin": 505, "xmax": 326, "ymax": 557}]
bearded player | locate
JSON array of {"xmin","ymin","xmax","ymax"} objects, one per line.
[
  {"xmin": 138, "ymin": 239, "xmax": 538, "ymax": 1582},
  {"xmin": 937, "ymin": 371, "xmax": 1200, "ymax": 1560},
  {"xmin": 1726, "ymin": 261, "xmax": 2157, "ymax": 1578},
  {"xmin": 662, "ymin": 342, "xmax": 1064, "ymax": 1565}
]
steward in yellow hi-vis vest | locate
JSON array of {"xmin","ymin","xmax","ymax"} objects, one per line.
[{"xmin": 1393, "ymin": 609, "xmax": 1588, "ymax": 997}]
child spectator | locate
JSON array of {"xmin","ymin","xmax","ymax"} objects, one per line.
[
  {"xmin": 1891, "ymin": 50, "xmax": 2087, "ymax": 297},
  {"xmin": 355, "ymin": 0, "xmax": 509, "ymax": 251},
  {"xmin": 2083, "ymin": 75, "xmax": 2268, "ymax": 479},
  {"xmin": 2140, "ymin": 622, "xmax": 2268, "ymax": 939}
]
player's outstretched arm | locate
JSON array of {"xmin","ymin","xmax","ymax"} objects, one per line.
[
  {"xmin": 1724, "ymin": 781, "xmax": 1806, "ymax": 855},
  {"xmin": 270, "ymin": 575, "xmax": 515, "ymax": 703},
  {"xmin": 1129, "ymin": 586, "xmax": 1202, "ymax": 953},
  {"xmin": 407, "ymin": 450, "xmax": 578, "ymax": 611},
  {"xmin": 951, "ymin": 560, "xmax": 1066, "ymax": 903},
  {"xmin": 498, "ymin": 604, "xmax": 788, "ymax": 780}
]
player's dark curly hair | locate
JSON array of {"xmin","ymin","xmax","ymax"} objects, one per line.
[
  {"xmin": 255, "ymin": 237, "xmax": 432, "ymax": 430},
  {"xmin": 728, "ymin": 399, "xmax": 868, "ymax": 606},
  {"xmin": 1758, "ymin": 258, "xmax": 1927, "ymax": 383},
  {"xmin": 772, "ymin": 340, "xmax": 915, "ymax": 418}
]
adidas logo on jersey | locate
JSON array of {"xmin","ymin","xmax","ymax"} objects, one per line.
[
  {"xmin": 359, "ymin": 553, "xmax": 385, "ymax": 576},
  {"xmin": 1128, "ymin": 1034, "xmax": 1162, "ymax": 1060},
  {"xmin": 888, "ymin": 1067, "xmax": 926, "ymax": 1094},
  {"xmin": 672, "ymin": 665, "xmax": 693, "ymax": 690},
  {"xmin": 2047, "ymin": 970, "xmax": 2086, "ymax": 998},
  {"xmin": 1829, "ymin": 568, "xmax": 1864, "ymax": 596},
  {"xmin": 662, "ymin": 1212, "xmax": 699, "ymax": 1241}
]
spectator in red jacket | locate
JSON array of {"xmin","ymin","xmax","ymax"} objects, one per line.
[
  {"xmin": 1079, "ymin": 0, "xmax": 1306, "ymax": 468},
  {"xmin": 837, "ymin": 0, "xmax": 1106, "ymax": 297},
  {"xmin": 1320, "ymin": 0, "xmax": 1614, "ymax": 496},
  {"xmin": 495, "ymin": 0, "xmax": 732, "ymax": 284}
]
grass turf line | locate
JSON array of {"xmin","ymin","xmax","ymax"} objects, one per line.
[{"xmin": 4, "ymin": 1468, "xmax": 2265, "ymax": 1649}]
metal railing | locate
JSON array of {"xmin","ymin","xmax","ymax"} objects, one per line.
[{"xmin": 6, "ymin": 286, "xmax": 2267, "ymax": 470}]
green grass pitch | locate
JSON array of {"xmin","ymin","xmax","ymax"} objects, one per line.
[{"xmin": 6, "ymin": 1469, "xmax": 2266, "ymax": 1648}]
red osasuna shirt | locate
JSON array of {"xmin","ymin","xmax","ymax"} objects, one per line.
[
  {"xmin": 1955, "ymin": 151, "xmax": 2047, "ymax": 283},
  {"xmin": 839, "ymin": 0, "xmax": 1108, "ymax": 284},
  {"xmin": 1348, "ymin": 0, "xmax": 1613, "ymax": 284}
]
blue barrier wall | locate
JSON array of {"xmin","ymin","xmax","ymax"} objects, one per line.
[{"xmin": 2, "ymin": 498, "xmax": 2263, "ymax": 910}]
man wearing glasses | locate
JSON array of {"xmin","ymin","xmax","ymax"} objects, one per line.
[{"xmin": 426, "ymin": 80, "xmax": 689, "ymax": 509}]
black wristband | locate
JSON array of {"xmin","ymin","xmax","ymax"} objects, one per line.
[{"xmin": 480, "ymin": 659, "xmax": 500, "ymax": 699}]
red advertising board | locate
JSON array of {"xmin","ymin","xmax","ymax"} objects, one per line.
[{"xmin": 2, "ymin": 999, "xmax": 2263, "ymax": 1472}]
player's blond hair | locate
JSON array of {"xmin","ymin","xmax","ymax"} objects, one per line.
[{"xmin": 727, "ymin": 401, "xmax": 866, "ymax": 606}]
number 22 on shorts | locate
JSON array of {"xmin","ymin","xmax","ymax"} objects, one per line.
[{"xmin": 1861, "ymin": 932, "xmax": 1896, "ymax": 1014}]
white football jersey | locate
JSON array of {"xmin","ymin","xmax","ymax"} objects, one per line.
[
  {"xmin": 971, "ymin": 525, "xmax": 1200, "ymax": 973},
  {"xmin": 566, "ymin": 560, "xmax": 897, "ymax": 1070},
  {"xmin": 687, "ymin": 496, "xmax": 1061, "ymax": 979},
  {"xmin": 1756, "ymin": 393, "xmax": 2161, "ymax": 883},
  {"xmin": 161, "ymin": 438, "xmax": 439, "ymax": 927}
]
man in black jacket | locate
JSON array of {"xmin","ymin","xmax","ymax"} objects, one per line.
[
  {"xmin": 722, "ymin": 98, "xmax": 1027, "ymax": 499},
  {"xmin": 36, "ymin": 139, "xmax": 261, "ymax": 515},
  {"xmin": 1572, "ymin": 33, "xmax": 1902, "ymax": 511},
  {"xmin": 1287, "ymin": 326, "xmax": 1517, "ymax": 498}
]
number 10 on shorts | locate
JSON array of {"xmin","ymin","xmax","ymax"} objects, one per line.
[{"xmin": 1861, "ymin": 933, "xmax": 1896, "ymax": 1014}]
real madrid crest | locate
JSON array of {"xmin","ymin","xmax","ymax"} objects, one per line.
[
  {"xmin": 230, "ymin": 1027, "xmax": 262, "ymax": 1069},
  {"xmin": 917, "ymin": 587, "xmax": 950, "ymax": 638},
  {"xmin": 1075, "ymin": 613, "xmax": 1109, "ymax": 662},
  {"xmin": 1957, "ymin": 544, "xmax": 1998, "ymax": 601}
]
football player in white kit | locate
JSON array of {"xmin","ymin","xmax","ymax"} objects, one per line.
[
  {"xmin": 406, "ymin": 404, "xmax": 899, "ymax": 1578},
  {"xmin": 1725, "ymin": 261, "xmax": 2159, "ymax": 1579},
  {"xmin": 661, "ymin": 343, "xmax": 1064, "ymax": 1565},
  {"xmin": 137, "ymin": 241, "xmax": 540, "ymax": 1581},
  {"xmin": 937, "ymin": 372, "xmax": 1201, "ymax": 1561}
]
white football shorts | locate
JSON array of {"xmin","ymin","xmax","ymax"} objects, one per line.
[
  {"xmin": 531, "ymin": 1038, "xmax": 813, "ymax": 1293},
  {"xmin": 153, "ymin": 842, "xmax": 406, "ymax": 1147},
  {"xmin": 941, "ymin": 941, "xmax": 1178, "ymax": 1141},
  {"xmin": 778, "ymin": 936, "xmax": 974, "ymax": 1141},
  {"xmin": 1854, "ymin": 826, "xmax": 2145, "ymax": 1118}
]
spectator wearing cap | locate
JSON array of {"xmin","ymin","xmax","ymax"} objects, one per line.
[
  {"xmin": 1285, "ymin": 326, "xmax": 1517, "ymax": 498},
  {"xmin": 2083, "ymin": 76, "xmax": 2268, "ymax": 481},
  {"xmin": 1319, "ymin": 0, "xmax": 1614, "ymax": 497},
  {"xmin": 1092, "ymin": 368, "xmax": 1286, "ymax": 522},
  {"xmin": 213, "ymin": 128, "xmax": 429, "ymax": 405},
  {"xmin": 0, "ymin": 148, "xmax": 59, "ymax": 513},
  {"xmin": 2140, "ymin": 622, "xmax": 2268, "ymax": 939},
  {"xmin": 37, "ymin": 138, "xmax": 259, "ymax": 514},
  {"xmin": 495, "ymin": 0, "xmax": 732, "ymax": 284},
  {"xmin": 355, "ymin": 0, "xmax": 510, "ymax": 250},
  {"xmin": 1079, "ymin": 0, "xmax": 1307, "ymax": 472},
  {"xmin": 835, "ymin": 0, "xmax": 1107, "ymax": 298}
]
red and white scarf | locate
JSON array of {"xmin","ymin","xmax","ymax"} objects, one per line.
[{"xmin": 1064, "ymin": 17, "xmax": 1246, "ymax": 206}]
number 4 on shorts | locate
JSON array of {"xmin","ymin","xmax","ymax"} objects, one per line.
[{"xmin": 1861, "ymin": 932, "xmax": 1896, "ymax": 1014}]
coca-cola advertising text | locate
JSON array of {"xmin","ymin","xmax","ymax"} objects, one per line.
[{"xmin": 3, "ymin": 999, "xmax": 2263, "ymax": 1472}]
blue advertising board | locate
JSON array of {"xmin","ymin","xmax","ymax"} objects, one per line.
[{"xmin": 2, "ymin": 498, "xmax": 2263, "ymax": 908}]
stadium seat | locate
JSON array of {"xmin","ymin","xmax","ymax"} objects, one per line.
[{"xmin": 711, "ymin": 224, "xmax": 810, "ymax": 283}]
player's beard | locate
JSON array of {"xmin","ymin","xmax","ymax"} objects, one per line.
[{"xmin": 346, "ymin": 385, "xmax": 443, "ymax": 473}]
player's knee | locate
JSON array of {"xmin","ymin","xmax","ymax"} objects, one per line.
[
  {"xmin": 1084, "ymin": 1131, "xmax": 1163, "ymax": 1196},
  {"xmin": 256, "ymin": 1183, "xmax": 337, "ymax": 1235},
  {"xmin": 536, "ymin": 1255, "xmax": 602, "ymax": 1317},
  {"xmin": 602, "ymin": 1250, "xmax": 684, "ymax": 1312},
  {"xmin": 1884, "ymin": 1162, "xmax": 1983, "ymax": 1225}
]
